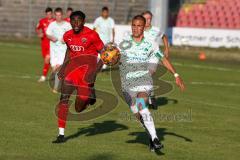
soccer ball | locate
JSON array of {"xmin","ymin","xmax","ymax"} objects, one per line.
[{"xmin": 101, "ymin": 44, "xmax": 120, "ymax": 66}]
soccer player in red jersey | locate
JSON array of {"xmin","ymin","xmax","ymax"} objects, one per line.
[
  {"xmin": 36, "ymin": 7, "xmax": 55, "ymax": 82},
  {"xmin": 52, "ymin": 11, "xmax": 104, "ymax": 143},
  {"xmin": 64, "ymin": 7, "xmax": 73, "ymax": 23}
]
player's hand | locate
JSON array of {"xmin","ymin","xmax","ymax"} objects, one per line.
[{"xmin": 175, "ymin": 76, "xmax": 185, "ymax": 91}]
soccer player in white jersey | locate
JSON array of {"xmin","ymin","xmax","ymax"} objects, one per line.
[
  {"xmin": 117, "ymin": 15, "xmax": 185, "ymax": 152},
  {"xmin": 142, "ymin": 11, "xmax": 169, "ymax": 58},
  {"xmin": 46, "ymin": 7, "xmax": 71, "ymax": 93},
  {"xmin": 142, "ymin": 10, "xmax": 170, "ymax": 109},
  {"xmin": 93, "ymin": 6, "xmax": 115, "ymax": 70}
]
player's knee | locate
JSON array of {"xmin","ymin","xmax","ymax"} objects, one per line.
[
  {"xmin": 137, "ymin": 92, "xmax": 148, "ymax": 98},
  {"xmin": 137, "ymin": 92, "xmax": 148, "ymax": 104},
  {"xmin": 60, "ymin": 94, "xmax": 70, "ymax": 104}
]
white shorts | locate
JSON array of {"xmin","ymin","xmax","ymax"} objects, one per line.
[
  {"xmin": 122, "ymin": 85, "xmax": 153, "ymax": 106},
  {"xmin": 50, "ymin": 43, "xmax": 67, "ymax": 67}
]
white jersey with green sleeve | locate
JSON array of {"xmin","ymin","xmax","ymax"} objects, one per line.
[
  {"xmin": 144, "ymin": 26, "xmax": 164, "ymax": 44},
  {"xmin": 118, "ymin": 35, "xmax": 164, "ymax": 93},
  {"xmin": 46, "ymin": 21, "xmax": 71, "ymax": 67},
  {"xmin": 93, "ymin": 16, "xmax": 115, "ymax": 44}
]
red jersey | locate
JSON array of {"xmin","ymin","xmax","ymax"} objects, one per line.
[
  {"xmin": 63, "ymin": 26, "xmax": 104, "ymax": 59},
  {"xmin": 63, "ymin": 26, "xmax": 104, "ymax": 85},
  {"xmin": 36, "ymin": 17, "xmax": 55, "ymax": 40}
]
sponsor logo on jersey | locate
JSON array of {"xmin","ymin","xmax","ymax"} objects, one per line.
[{"xmin": 70, "ymin": 45, "xmax": 85, "ymax": 52}]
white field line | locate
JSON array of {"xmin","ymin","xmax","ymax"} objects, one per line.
[
  {"xmin": 190, "ymin": 81, "xmax": 240, "ymax": 87},
  {"xmin": 165, "ymin": 80, "xmax": 240, "ymax": 87},
  {"xmin": 173, "ymin": 62, "xmax": 240, "ymax": 72},
  {"xmin": 179, "ymin": 98, "xmax": 240, "ymax": 111},
  {"xmin": 0, "ymin": 42, "xmax": 39, "ymax": 49},
  {"xmin": 0, "ymin": 74, "xmax": 239, "ymax": 88},
  {"xmin": 0, "ymin": 74, "xmax": 38, "ymax": 79}
]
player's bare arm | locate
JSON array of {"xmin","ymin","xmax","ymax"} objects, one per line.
[
  {"xmin": 162, "ymin": 35, "xmax": 170, "ymax": 58},
  {"xmin": 36, "ymin": 25, "xmax": 43, "ymax": 38},
  {"xmin": 161, "ymin": 57, "xmax": 185, "ymax": 91}
]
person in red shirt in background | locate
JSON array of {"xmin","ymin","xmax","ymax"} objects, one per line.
[
  {"xmin": 52, "ymin": 11, "xmax": 104, "ymax": 143},
  {"xmin": 36, "ymin": 7, "xmax": 55, "ymax": 82},
  {"xmin": 64, "ymin": 7, "xmax": 73, "ymax": 23}
]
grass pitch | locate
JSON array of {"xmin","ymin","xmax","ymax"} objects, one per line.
[{"xmin": 0, "ymin": 41, "xmax": 239, "ymax": 160}]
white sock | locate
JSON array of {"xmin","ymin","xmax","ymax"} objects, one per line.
[
  {"xmin": 139, "ymin": 108, "xmax": 158, "ymax": 141},
  {"xmin": 59, "ymin": 127, "xmax": 64, "ymax": 136}
]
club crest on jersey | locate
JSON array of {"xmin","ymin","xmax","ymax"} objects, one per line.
[
  {"xmin": 81, "ymin": 38, "xmax": 87, "ymax": 43},
  {"xmin": 70, "ymin": 45, "xmax": 85, "ymax": 52}
]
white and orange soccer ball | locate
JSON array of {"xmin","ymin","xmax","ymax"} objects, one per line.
[{"xmin": 100, "ymin": 43, "xmax": 120, "ymax": 66}]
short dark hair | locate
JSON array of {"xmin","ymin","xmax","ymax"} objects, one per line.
[
  {"xmin": 70, "ymin": 11, "xmax": 86, "ymax": 20},
  {"xmin": 102, "ymin": 6, "xmax": 109, "ymax": 12},
  {"xmin": 67, "ymin": 7, "xmax": 73, "ymax": 12},
  {"xmin": 142, "ymin": 10, "xmax": 153, "ymax": 17},
  {"xmin": 54, "ymin": 7, "xmax": 63, "ymax": 13},
  {"xmin": 132, "ymin": 15, "xmax": 146, "ymax": 25},
  {"xmin": 45, "ymin": 7, "xmax": 52, "ymax": 13}
]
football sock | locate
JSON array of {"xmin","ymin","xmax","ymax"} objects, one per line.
[
  {"xmin": 57, "ymin": 103, "xmax": 68, "ymax": 129},
  {"xmin": 59, "ymin": 127, "xmax": 64, "ymax": 136},
  {"xmin": 42, "ymin": 63, "xmax": 50, "ymax": 77},
  {"xmin": 139, "ymin": 108, "xmax": 158, "ymax": 141}
]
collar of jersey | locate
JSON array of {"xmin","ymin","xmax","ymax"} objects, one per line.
[{"xmin": 130, "ymin": 35, "xmax": 145, "ymax": 46}]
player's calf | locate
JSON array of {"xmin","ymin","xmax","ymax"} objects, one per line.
[{"xmin": 133, "ymin": 92, "xmax": 163, "ymax": 151}]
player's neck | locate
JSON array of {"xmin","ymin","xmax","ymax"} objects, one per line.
[
  {"xmin": 102, "ymin": 16, "xmax": 108, "ymax": 20},
  {"xmin": 56, "ymin": 20, "xmax": 63, "ymax": 24},
  {"xmin": 132, "ymin": 35, "xmax": 144, "ymax": 43}
]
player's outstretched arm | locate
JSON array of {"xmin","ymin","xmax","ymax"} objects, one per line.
[
  {"xmin": 161, "ymin": 57, "xmax": 185, "ymax": 91},
  {"xmin": 162, "ymin": 35, "xmax": 170, "ymax": 58}
]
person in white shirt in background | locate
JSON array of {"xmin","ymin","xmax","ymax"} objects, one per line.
[
  {"xmin": 93, "ymin": 6, "xmax": 115, "ymax": 70},
  {"xmin": 46, "ymin": 7, "xmax": 71, "ymax": 93},
  {"xmin": 142, "ymin": 10, "xmax": 170, "ymax": 109}
]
